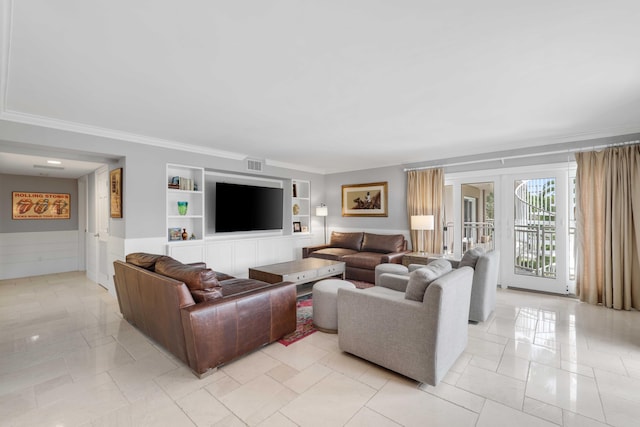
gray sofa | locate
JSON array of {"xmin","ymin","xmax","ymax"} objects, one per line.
[{"xmin": 337, "ymin": 263, "xmax": 473, "ymax": 386}]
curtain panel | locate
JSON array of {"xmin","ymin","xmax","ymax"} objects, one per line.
[
  {"xmin": 575, "ymin": 144, "xmax": 640, "ymax": 310},
  {"xmin": 406, "ymin": 169, "xmax": 444, "ymax": 253}
]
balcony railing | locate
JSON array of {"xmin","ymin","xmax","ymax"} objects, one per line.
[{"xmin": 443, "ymin": 222, "xmax": 495, "ymax": 254}]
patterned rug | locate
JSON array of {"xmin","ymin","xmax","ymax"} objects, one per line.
[
  {"xmin": 278, "ymin": 295, "xmax": 315, "ymax": 346},
  {"xmin": 277, "ymin": 280, "xmax": 374, "ymax": 346}
]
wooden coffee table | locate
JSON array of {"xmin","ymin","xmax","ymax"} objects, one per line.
[{"xmin": 249, "ymin": 258, "xmax": 346, "ymax": 295}]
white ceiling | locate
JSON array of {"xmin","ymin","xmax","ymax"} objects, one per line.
[
  {"xmin": 2, "ymin": 1, "xmax": 640, "ymax": 174},
  {"xmin": 0, "ymin": 152, "xmax": 105, "ymax": 179}
]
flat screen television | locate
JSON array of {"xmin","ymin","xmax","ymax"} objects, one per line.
[{"xmin": 215, "ymin": 182, "xmax": 284, "ymax": 232}]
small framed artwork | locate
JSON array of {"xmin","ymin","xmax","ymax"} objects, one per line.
[
  {"xmin": 168, "ymin": 227, "xmax": 182, "ymax": 241},
  {"xmin": 293, "ymin": 221, "xmax": 302, "ymax": 232},
  {"xmin": 342, "ymin": 181, "xmax": 388, "ymax": 217},
  {"xmin": 110, "ymin": 168, "xmax": 123, "ymax": 218}
]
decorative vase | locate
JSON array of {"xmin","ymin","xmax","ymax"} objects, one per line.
[
  {"xmin": 177, "ymin": 201, "xmax": 188, "ymax": 215},
  {"xmin": 182, "ymin": 228, "xmax": 188, "ymax": 240}
]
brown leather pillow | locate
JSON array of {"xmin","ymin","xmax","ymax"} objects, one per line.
[
  {"xmin": 329, "ymin": 232, "xmax": 364, "ymax": 251},
  {"xmin": 362, "ymin": 233, "xmax": 405, "ymax": 253},
  {"xmin": 191, "ymin": 288, "xmax": 224, "ymax": 303},
  {"xmin": 155, "ymin": 257, "xmax": 220, "ymax": 291},
  {"xmin": 126, "ymin": 253, "xmax": 165, "ymax": 270}
]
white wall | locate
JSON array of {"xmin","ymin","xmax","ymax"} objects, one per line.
[{"xmin": 0, "ymin": 231, "xmax": 80, "ymax": 279}]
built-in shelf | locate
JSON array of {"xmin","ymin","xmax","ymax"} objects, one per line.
[
  {"xmin": 166, "ymin": 164, "xmax": 205, "ymax": 242},
  {"xmin": 292, "ymin": 179, "xmax": 310, "ymax": 234}
]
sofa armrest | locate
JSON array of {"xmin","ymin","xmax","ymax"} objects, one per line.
[
  {"xmin": 377, "ymin": 273, "xmax": 410, "ymax": 292},
  {"xmin": 302, "ymin": 244, "xmax": 330, "ymax": 258},
  {"xmin": 381, "ymin": 251, "xmax": 409, "ymax": 264},
  {"xmin": 181, "ymin": 281, "xmax": 296, "ymax": 376}
]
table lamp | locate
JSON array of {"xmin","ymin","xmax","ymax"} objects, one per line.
[{"xmin": 410, "ymin": 214, "xmax": 434, "ymax": 253}]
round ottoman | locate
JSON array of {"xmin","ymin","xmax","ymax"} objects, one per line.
[
  {"xmin": 312, "ymin": 279, "xmax": 356, "ymax": 333},
  {"xmin": 374, "ymin": 263, "xmax": 409, "ymax": 285}
]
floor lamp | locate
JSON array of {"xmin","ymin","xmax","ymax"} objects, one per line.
[
  {"xmin": 316, "ymin": 204, "xmax": 328, "ymax": 244},
  {"xmin": 410, "ymin": 214, "xmax": 434, "ymax": 254}
]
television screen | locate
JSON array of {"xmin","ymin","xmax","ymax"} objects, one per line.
[{"xmin": 215, "ymin": 182, "xmax": 284, "ymax": 232}]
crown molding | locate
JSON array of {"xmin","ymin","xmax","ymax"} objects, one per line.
[
  {"xmin": 0, "ymin": 109, "xmax": 251, "ymax": 160},
  {"xmin": 265, "ymin": 158, "xmax": 326, "ymax": 175}
]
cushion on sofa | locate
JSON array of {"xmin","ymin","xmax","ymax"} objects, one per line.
[
  {"xmin": 310, "ymin": 247, "xmax": 359, "ymax": 261},
  {"xmin": 328, "ymin": 232, "xmax": 364, "ymax": 251},
  {"xmin": 155, "ymin": 256, "xmax": 220, "ymax": 291},
  {"xmin": 458, "ymin": 247, "xmax": 485, "ymax": 269},
  {"xmin": 405, "ymin": 259, "xmax": 452, "ymax": 301},
  {"xmin": 191, "ymin": 288, "xmax": 224, "ymax": 303},
  {"xmin": 342, "ymin": 252, "xmax": 387, "ymax": 270},
  {"xmin": 126, "ymin": 252, "xmax": 165, "ymax": 270},
  {"xmin": 361, "ymin": 233, "xmax": 405, "ymax": 253}
]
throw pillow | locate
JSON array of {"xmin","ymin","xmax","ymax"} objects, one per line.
[
  {"xmin": 155, "ymin": 257, "xmax": 220, "ymax": 291},
  {"xmin": 361, "ymin": 233, "xmax": 405, "ymax": 253},
  {"xmin": 328, "ymin": 232, "xmax": 364, "ymax": 251},
  {"xmin": 405, "ymin": 259, "xmax": 452, "ymax": 302},
  {"xmin": 458, "ymin": 247, "xmax": 485, "ymax": 269},
  {"xmin": 126, "ymin": 252, "xmax": 165, "ymax": 270}
]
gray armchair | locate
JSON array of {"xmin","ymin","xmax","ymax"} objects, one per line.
[
  {"xmin": 377, "ymin": 249, "xmax": 500, "ymax": 323},
  {"xmin": 337, "ymin": 266, "xmax": 473, "ymax": 386},
  {"xmin": 446, "ymin": 250, "xmax": 500, "ymax": 322}
]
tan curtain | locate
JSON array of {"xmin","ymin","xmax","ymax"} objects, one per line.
[
  {"xmin": 407, "ymin": 169, "xmax": 444, "ymax": 253},
  {"xmin": 575, "ymin": 144, "xmax": 640, "ymax": 310}
]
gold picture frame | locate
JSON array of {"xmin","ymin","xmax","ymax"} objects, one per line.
[
  {"xmin": 341, "ymin": 181, "xmax": 388, "ymax": 217},
  {"xmin": 110, "ymin": 168, "xmax": 123, "ymax": 218}
]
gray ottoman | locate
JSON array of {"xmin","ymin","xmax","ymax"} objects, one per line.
[
  {"xmin": 374, "ymin": 263, "xmax": 409, "ymax": 285},
  {"xmin": 312, "ymin": 279, "xmax": 356, "ymax": 333}
]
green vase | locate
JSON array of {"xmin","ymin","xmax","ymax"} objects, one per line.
[{"xmin": 177, "ymin": 201, "xmax": 188, "ymax": 215}]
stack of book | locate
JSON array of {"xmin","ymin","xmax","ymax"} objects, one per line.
[{"xmin": 168, "ymin": 177, "xmax": 197, "ymax": 191}]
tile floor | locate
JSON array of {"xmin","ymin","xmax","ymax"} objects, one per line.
[{"xmin": 1, "ymin": 272, "xmax": 639, "ymax": 426}]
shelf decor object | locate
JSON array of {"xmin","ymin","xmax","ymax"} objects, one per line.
[{"xmin": 177, "ymin": 201, "xmax": 188, "ymax": 215}]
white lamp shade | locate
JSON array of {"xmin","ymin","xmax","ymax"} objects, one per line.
[
  {"xmin": 411, "ymin": 215, "xmax": 434, "ymax": 231},
  {"xmin": 316, "ymin": 205, "xmax": 328, "ymax": 216}
]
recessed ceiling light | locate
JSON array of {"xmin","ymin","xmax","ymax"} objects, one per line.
[{"xmin": 47, "ymin": 160, "xmax": 62, "ymax": 165}]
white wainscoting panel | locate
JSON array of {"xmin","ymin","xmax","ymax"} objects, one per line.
[
  {"xmin": 205, "ymin": 241, "xmax": 234, "ymax": 275},
  {"xmin": 167, "ymin": 242, "xmax": 206, "ymax": 264},
  {"xmin": 0, "ymin": 231, "xmax": 80, "ymax": 280},
  {"xmin": 233, "ymin": 240, "xmax": 259, "ymax": 278}
]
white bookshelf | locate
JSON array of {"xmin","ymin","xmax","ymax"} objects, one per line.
[
  {"xmin": 292, "ymin": 179, "xmax": 310, "ymax": 234},
  {"xmin": 166, "ymin": 164, "xmax": 205, "ymax": 242}
]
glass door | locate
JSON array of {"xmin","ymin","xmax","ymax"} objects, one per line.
[{"xmin": 503, "ymin": 171, "xmax": 569, "ymax": 294}]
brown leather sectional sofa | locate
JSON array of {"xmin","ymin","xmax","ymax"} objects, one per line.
[
  {"xmin": 113, "ymin": 253, "xmax": 296, "ymax": 377},
  {"xmin": 302, "ymin": 231, "xmax": 409, "ymax": 283}
]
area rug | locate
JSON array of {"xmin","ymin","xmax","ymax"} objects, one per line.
[
  {"xmin": 278, "ymin": 295, "xmax": 316, "ymax": 346},
  {"xmin": 277, "ymin": 280, "xmax": 374, "ymax": 346}
]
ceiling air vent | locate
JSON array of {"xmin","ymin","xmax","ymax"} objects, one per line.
[{"xmin": 246, "ymin": 158, "xmax": 264, "ymax": 172}]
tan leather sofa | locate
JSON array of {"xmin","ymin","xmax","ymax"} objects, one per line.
[
  {"xmin": 113, "ymin": 253, "xmax": 296, "ymax": 378},
  {"xmin": 302, "ymin": 231, "xmax": 409, "ymax": 283}
]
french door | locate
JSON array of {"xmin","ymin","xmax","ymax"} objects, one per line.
[{"xmin": 502, "ymin": 169, "xmax": 570, "ymax": 294}]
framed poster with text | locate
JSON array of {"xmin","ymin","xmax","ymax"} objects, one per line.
[{"xmin": 12, "ymin": 192, "xmax": 70, "ymax": 219}]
